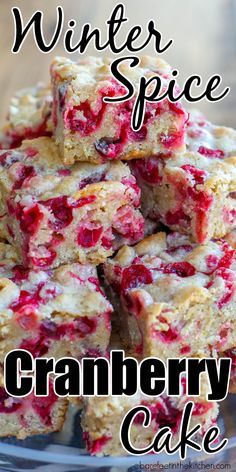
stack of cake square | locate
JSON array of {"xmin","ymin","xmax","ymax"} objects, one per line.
[{"xmin": 0, "ymin": 56, "xmax": 234, "ymax": 455}]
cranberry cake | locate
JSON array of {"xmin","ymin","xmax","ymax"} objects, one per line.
[
  {"xmin": 0, "ymin": 373, "xmax": 68, "ymax": 439},
  {"xmin": 82, "ymin": 382, "xmax": 218, "ymax": 456},
  {"xmin": 0, "ymin": 84, "xmax": 52, "ymax": 150},
  {"xmin": 0, "ymin": 242, "xmax": 112, "ymax": 361},
  {"xmin": 0, "ymin": 137, "xmax": 144, "ymax": 269},
  {"xmin": 50, "ymin": 56, "xmax": 187, "ymax": 165},
  {"xmin": 131, "ymin": 147, "xmax": 236, "ymax": 243},
  {"xmin": 103, "ymin": 232, "xmax": 236, "ymax": 359}
]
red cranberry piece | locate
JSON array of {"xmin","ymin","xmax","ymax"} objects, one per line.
[
  {"xmin": 101, "ymin": 235, "xmax": 113, "ymax": 250},
  {"xmin": 217, "ymin": 325, "xmax": 231, "ymax": 349},
  {"xmin": 153, "ymin": 325, "xmax": 180, "ymax": 343},
  {"xmin": 88, "ymin": 276, "xmax": 104, "ymax": 294},
  {"xmin": 191, "ymin": 190, "xmax": 213, "ymax": 212},
  {"xmin": 0, "ymin": 387, "xmax": 21, "ymax": 413},
  {"xmin": 57, "ymin": 169, "xmax": 71, "ymax": 177},
  {"xmin": 31, "ymin": 386, "xmax": 57, "ymax": 426},
  {"xmin": 216, "ymin": 268, "xmax": 235, "ymax": 308},
  {"xmin": 198, "ymin": 146, "xmax": 225, "ymax": 158},
  {"xmin": 162, "ymin": 261, "xmax": 196, "ymax": 277},
  {"xmin": 129, "ymin": 290, "xmax": 148, "ymax": 316},
  {"xmin": 72, "ymin": 195, "xmax": 97, "ymax": 208},
  {"xmin": 121, "ymin": 264, "xmax": 153, "ymax": 294},
  {"xmin": 68, "ymin": 272, "xmax": 84, "ymax": 284},
  {"xmin": 65, "ymin": 100, "xmax": 106, "ymax": 136},
  {"xmin": 181, "ymin": 165, "xmax": 206, "ymax": 185},
  {"xmin": 50, "ymin": 232, "xmax": 64, "ymax": 247},
  {"xmin": 165, "ymin": 209, "xmax": 190, "ymax": 226},
  {"xmin": 205, "ymin": 254, "xmax": 219, "ymax": 273},
  {"xmin": 41, "ymin": 196, "xmax": 73, "ymax": 231},
  {"xmin": 132, "ymin": 157, "xmax": 162, "ymax": 184},
  {"xmin": 77, "ymin": 223, "xmax": 103, "ymax": 248},
  {"xmin": 40, "ymin": 321, "xmax": 60, "ymax": 339},
  {"xmin": 83, "ymin": 433, "xmax": 112, "ymax": 455},
  {"xmin": 10, "ymin": 285, "xmax": 43, "ymax": 312},
  {"xmin": 40, "ymin": 317, "xmax": 97, "ymax": 340},
  {"xmin": 25, "ymin": 147, "xmax": 39, "ymax": 158},
  {"xmin": 180, "ymin": 345, "xmax": 191, "ymax": 355},
  {"xmin": 11, "ymin": 290, "xmax": 33, "ymax": 311},
  {"xmin": 15, "ymin": 305, "xmax": 39, "ymax": 331},
  {"xmin": 20, "ymin": 336, "xmax": 50, "ymax": 357},
  {"xmin": 112, "ymin": 206, "xmax": 144, "ymax": 242},
  {"xmin": 160, "ymin": 130, "xmax": 184, "ymax": 149},
  {"xmin": 168, "ymin": 101, "xmax": 187, "ymax": 116},
  {"xmin": 135, "ymin": 399, "xmax": 182, "ymax": 434},
  {"xmin": 11, "ymin": 265, "xmax": 30, "ymax": 283},
  {"xmin": 11, "ymin": 123, "xmax": 51, "ymax": 148},
  {"xmin": 18, "ymin": 204, "xmax": 44, "ymax": 235},
  {"xmin": 129, "ymin": 126, "xmax": 147, "ymax": 141},
  {"xmin": 192, "ymin": 402, "xmax": 212, "ymax": 416},
  {"xmin": 194, "ymin": 210, "xmax": 210, "ymax": 244},
  {"xmin": 30, "ymin": 249, "xmax": 57, "ymax": 269},
  {"xmin": 7, "ymin": 135, "xmax": 24, "ymax": 149},
  {"xmin": 13, "ymin": 165, "xmax": 36, "ymax": 190},
  {"xmin": 217, "ymin": 247, "xmax": 235, "ymax": 270},
  {"xmin": 73, "ymin": 317, "xmax": 97, "ymax": 337}
]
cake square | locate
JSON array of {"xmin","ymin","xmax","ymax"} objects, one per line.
[
  {"xmin": 0, "ymin": 137, "xmax": 144, "ymax": 269},
  {"xmin": 81, "ymin": 380, "xmax": 218, "ymax": 456},
  {"xmin": 0, "ymin": 84, "xmax": 52, "ymax": 150},
  {"xmin": 130, "ymin": 112, "xmax": 236, "ymax": 244},
  {"xmin": 103, "ymin": 232, "xmax": 236, "ymax": 359},
  {"xmin": 0, "ymin": 242, "xmax": 112, "ymax": 361},
  {"xmin": 131, "ymin": 144, "xmax": 236, "ymax": 243},
  {"xmin": 50, "ymin": 56, "xmax": 187, "ymax": 165}
]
